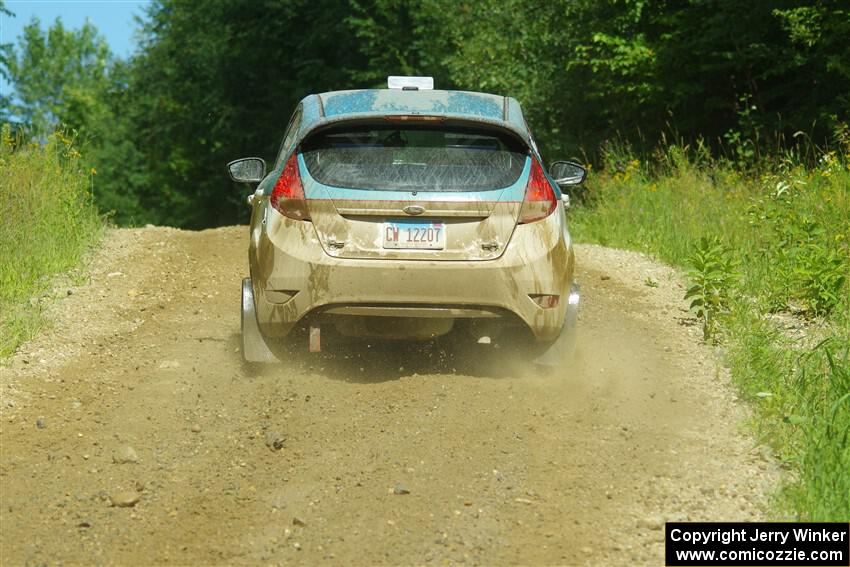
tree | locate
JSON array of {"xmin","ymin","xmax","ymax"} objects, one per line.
[
  {"xmin": 347, "ymin": 0, "xmax": 453, "ymax": 88},
  {"xmin": 3, "ymin": 17, "xmax": 112, "ymax": 138},
  {"xmin": 427, "ymin": 0, "xmax": 850, "ymax": 160},
  {"xmin": 6, "ymin": 0, "xmax": 847, "ymax": 228},
  {"xmin": 115, "ymin": 0, "xmax": 371, "ymax": 228}
]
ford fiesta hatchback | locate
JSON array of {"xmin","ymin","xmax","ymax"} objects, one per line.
[{"xmin": 228, "ymin": 77, "xmax": 586, "ymax": 365}]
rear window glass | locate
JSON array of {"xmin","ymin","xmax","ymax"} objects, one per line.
[{"xmin": 300, "ymin": 125, "xmax": 528, "ymax": 192}]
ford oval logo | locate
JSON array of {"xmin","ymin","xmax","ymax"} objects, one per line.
[{"xmin": 403, "ymin": 205, "xmax": 426, "ymax": 216}]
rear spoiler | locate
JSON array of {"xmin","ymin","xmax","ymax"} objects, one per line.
[{"xmin": 295, "ymin": 112, "xmax": 532, "ymax": 148}]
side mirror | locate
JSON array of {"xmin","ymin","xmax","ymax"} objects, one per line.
[
  {"xmin": 227, "ymin": 157, "xmax": 266, "ymax": 184},
  {"xmin": 549, "ymin": 161, "xmax": 587, "ymax": 187}
]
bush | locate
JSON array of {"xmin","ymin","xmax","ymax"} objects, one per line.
[{"xmin": 0, "ymin": 125, "xmax": 103, "ymax": 356}]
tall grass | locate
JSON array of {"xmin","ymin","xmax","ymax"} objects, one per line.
[
  {"xmin": 0, "ymin": 125, "xmax": 103, "ymax": 357},
  {"xmin": 571, "ymin": 138, "xmax": 850, "ymax": 520}
]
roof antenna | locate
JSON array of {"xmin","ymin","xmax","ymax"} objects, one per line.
[{"xmin": 388, "ymin": 76, "xmax": 434, "ymax": 90}]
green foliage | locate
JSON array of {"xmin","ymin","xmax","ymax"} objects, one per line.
[
  {"xmin": 723, "ymin": 94, "xmax": 764, "ymax": 167},
  {"xmin": 0, "ymin": 125, "xmax": 103, "ymax": 356},
  {"xmin": 347, "ymin": 0, "xmax": 451, "ymax": 87},
  {"xmin": 790, "ymin": 340, "xmax": 850, "ymax": 520},
  {"xmin": 426, "ymin": 0, "xmax": 850, "ymax": 162},
  {"xmin": 3, "ymin": 18, "xmax": 112, "ymax": 137},
  {"xmin": 99, "ymin": 0, "xmax": 372, "ymax": 228},
  {"xmin": 4, "ymin": 1, "xmax": 849, "ymax": 228},
  {"xmin": 685, "ymin": 237, "xmax": 739, "ymax": 341},
  {"xmin": 573, "ymin": 141, "xmax": 849, "ymax": 318},
  {"xmin": 572, "ymin": 143, "xmax": 850, "ymax": 520},
  {"xmin": 749, "ymin": 153, "xmax": 850, "ymax": 315},
  {"xmin": 725, "ymin": 315, "xmax": 850, "ymax": 521},
  {"xmin": 0, "ymin": 16, "xmax": 150, "ymax": 224}
]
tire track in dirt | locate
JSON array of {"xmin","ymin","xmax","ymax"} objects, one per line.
[{"xmin": 0, "ymin": 227, "xmax": 777, "ymax": 565}]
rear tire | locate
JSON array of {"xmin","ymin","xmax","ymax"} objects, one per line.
[{"xmin": 241, "ymin": 278, "xmax": 280, "ymax": 363}]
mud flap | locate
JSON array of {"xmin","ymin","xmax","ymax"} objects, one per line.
[
  {"xmin": 241, "ymin": 278, "xmax": 280, "ymax": 363},
  {"xmin": 533, "ymin": 282, "xmax": 580, "ymax": 367}
]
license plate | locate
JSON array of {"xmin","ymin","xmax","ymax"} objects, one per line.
[{"xmin": 382, "ymin": 221, "xmax": 446, "ymax": 249}]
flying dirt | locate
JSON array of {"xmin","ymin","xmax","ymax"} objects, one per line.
[{"xmin": 0, "ymin": 227, "xmax": 777, "ymax": 565}]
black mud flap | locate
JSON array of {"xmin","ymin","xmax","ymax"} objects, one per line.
[
  {"xmin": 241, "ymin": 278, "xmax": 280, "ymax": 363},
  {"xmin": 533, "ymin": 282, "xmax": 580, "ymax": 367}
]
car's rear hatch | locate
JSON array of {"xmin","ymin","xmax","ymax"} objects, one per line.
[{"xmin": 299, "ymin": 121, "xmax": 531, "ymax": 261}]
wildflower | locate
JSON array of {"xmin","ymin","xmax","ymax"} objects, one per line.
[{"xmin": 90, "ymin": 168, "xmax": 97, "ymax": 175}]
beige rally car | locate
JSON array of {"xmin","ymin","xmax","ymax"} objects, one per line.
[{"xmin": 228, "ymin": 77, "xmax": 586, "ymax": 366}]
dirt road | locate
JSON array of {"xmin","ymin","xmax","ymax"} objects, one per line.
[{"xmin": 0, "ymin": 227, "xmax": 776, "ymax": 565}]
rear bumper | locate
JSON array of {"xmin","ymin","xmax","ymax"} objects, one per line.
[{"xmin": 250, "ymin": 210, "xmax": 575, "ymax": 341}]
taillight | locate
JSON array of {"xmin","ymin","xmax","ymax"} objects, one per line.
[
  {"xmin": 518, "ymin": 156, "xmax": 557, "ymax": 224},
  {"xmin": 271, "ymin": 153, "xmax": 310, "ymax": 221}
]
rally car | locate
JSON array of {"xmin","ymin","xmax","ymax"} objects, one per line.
[{"xmin": 228, "ymin": 77, "xmax": 585, "ymax": 366}]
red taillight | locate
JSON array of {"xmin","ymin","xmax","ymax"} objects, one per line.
[
  {"xmin": 518, "ymin": 156, "xmax": 557, "ymax": 224},
  {"xmin": 271, "ymin": 153, "xmax": 310, "ymax": 221}
]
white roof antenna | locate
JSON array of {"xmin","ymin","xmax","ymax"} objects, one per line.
[{"xmin": 387, "ymin": 76, "xmax": 434, "ymax": 90}]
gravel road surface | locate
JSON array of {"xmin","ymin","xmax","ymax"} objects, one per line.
[{"xmin": 0, "ymin": 227, "xmax": 777, "ymax": 565}]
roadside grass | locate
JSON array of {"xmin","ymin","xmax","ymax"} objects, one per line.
[
  {"xmin": 0, "ymin": 125, "xmax": 103, "ymax": 358},
  {"xmin": 570, "ymin": 141, "xmax": 850, "ymax": 520}
]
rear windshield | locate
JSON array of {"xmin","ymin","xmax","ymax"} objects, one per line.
[{"xmin": 300, "ymin": 125, "xmax": 528, "ymax": 192}]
